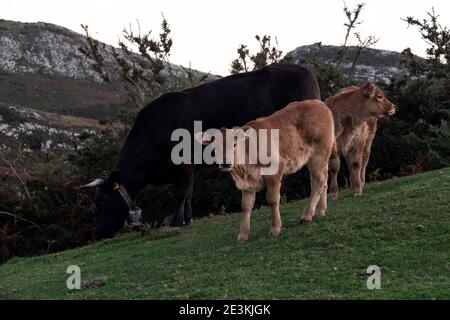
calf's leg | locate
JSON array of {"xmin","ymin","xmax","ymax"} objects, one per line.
[
  {"xmin": 301, "ymin": 154, "xmax": 328, "ymax": 223},
  {"xmin": 315, "ymin": 168, "xmax": 329, "ymax": 218},
  {"xmin": 345, "ymin": 151, "xmax": 363, "ymax": 197},
  {"xmin": 237, "ymin": 190, "xmax": 256, "ymax": 243},
  {"xmin": 329, "ymin": 156, "xmax": 340, "ymax": 200},
  {"xmin": 360, "ymin": 121, "xmax": 377, "ymax": 190},
  {"xmin": 265, "ymin": 176, "xmax": 282, "ymax": 237},
  {"xmin": 360, "ymin": 143, "xmax": 370, "ymax": 190}
]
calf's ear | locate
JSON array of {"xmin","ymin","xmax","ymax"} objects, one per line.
[
  {"xmin": 363, "ymin": 81, "xmax": 376, "ymax": 98},
  {"xmin": 194, "ymin": 132, "xmax": 214, "ymax": 145}
]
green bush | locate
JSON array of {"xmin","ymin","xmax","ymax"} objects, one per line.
[
  {"xmin": 0, "ymin": 154, "xmax": 94, "ymax": 264},
  {"xmin": 367, "ymin": 10, "xmax": 450, "ymax": 176}
]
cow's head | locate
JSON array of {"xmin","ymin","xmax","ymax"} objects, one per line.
[
  {"xmin": 360, "ymin": 81, "xmax": 396, "ymax": 118},
  {"xmin": 81, "ymin": 170, "xmax": 129, "ymax": 239},
  {"xmin": 194, "ymin": 127, "xmax": 252, "ymax": 172}
]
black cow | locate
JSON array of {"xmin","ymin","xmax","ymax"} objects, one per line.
[{"xmin": 84, "ymin": 63, "xmax": 320, "ymax": 238}]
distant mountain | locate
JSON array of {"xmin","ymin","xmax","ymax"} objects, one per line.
[
  {"xmin": 0, "ymin": 19, "xmax": 193, "ymax": 82},
  {"xmin": 1, "ymin": 18, "xmax": 416, "ymax": 115},
  {"xmin": 0, "ymin": 19, "xmax": 129, "ymax": 120},
  {"xmin": 0, "ymin": 19, "xmax": 214, "ymax": 155},
  {"xmin": 285, "ymin": 45, "xmax": 416, "ymax": 85},
  {"xmin": 0, "ymin": 19, "xmax": 209, "ymax": 120},
  {"xmin": 0, "ymin": 20, "xmax": 104, "ymax": 81}
]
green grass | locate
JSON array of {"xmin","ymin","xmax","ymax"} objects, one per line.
[{"xmin": 1, "ymin": 169, "xmax": 449, "ymax": 299}]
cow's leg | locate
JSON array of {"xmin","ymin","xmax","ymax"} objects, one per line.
[
  {"xmin": 171, "ymin": 165, "xmax": 194, "ymax": 227},
  {"xmin": 360, "ymin": 121, "xmax": 377, "ymax": 190},
  {"xmin": 265, "ymin": 176, "xmax": 282, "ymax": 237},
  {"xmin": 360, "ymin": 141, "xmax": 370, "ymax": 190},
  {"xmin": 329, "ymin": 155, "xmax": 340, "ymax": 200},
  {"xmin": 345, "ymin": 151, "xmax": 363, "ymax": 197},
  {"xmin": 237, "ymin": 190, "xmax": 256, "ymax": 243},
  {"xmin": 301, "ymin": 154, "xmax": 328, "ymax": 223},
  {"xmin": 183, "ymin": 170, "xmax": 194, "ymax": 225},
  {"xmin": 315, "ymin": 168, "xmax": 329, "ymax": 219}
]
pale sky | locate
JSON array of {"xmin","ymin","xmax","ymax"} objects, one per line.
[{"xmin": 3, "ymin": 0, "xmax": 450, "ymax": 75}]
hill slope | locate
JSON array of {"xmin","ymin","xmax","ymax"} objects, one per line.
[
  {"xmin": 0, "ymin": 169, "xmax": 449, "ymax": 299},
  {"xmin": 0, "ymin": 19, "xmax": 200, "ymax": 82},
  {"xmin": 0, "ymin": 19, "xmax": 129, "ymax": 119},
  {"xmin": 0, "ymin": 19, "xmax": 210, "ymax": 120}
]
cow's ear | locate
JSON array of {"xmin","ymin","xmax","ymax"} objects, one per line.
[
  {"xmin": 194, "ymin": 132, "xmax": 214, "ymax": 145},
  {"xmin": 363, "ymin": 81, "xmax": 375, "ymax": 98},
  {"xmin": 106, "ymin": 170, "xmax": 121, "ymax": 190}
]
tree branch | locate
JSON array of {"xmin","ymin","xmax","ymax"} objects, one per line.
[{"xmin": 0, "ymin": 211, "xmax": 41, "ymax": 229}]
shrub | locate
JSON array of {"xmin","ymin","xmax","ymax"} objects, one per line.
[
  {"xmin": 369, "ymin": 9, "xmax": 450, "ymax": 176},
  {"xmin": 0, "ymin": 149, "xmax": 94, "ymax": 264}
]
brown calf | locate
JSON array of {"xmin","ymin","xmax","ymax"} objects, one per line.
[
  {"xmin": 196, "ymin": 100, "xmax": 335, "ymax": 242},
  {"xmin": 326, "ymin": 82, "xmax": 396, "ymax": 198}
]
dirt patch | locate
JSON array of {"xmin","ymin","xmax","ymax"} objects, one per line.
[{"xmin": 82, "ymin": 276, "xmax": 106, "ymax": 289}]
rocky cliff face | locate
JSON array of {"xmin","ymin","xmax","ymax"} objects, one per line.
[
  {"xmin": 0, "ymin": 19, "xmax": 204, "ymax": 153},
  {"xmin": 0, "ymin": 19, "xmax": 201, "ymax": 82},
  {"xmin": 285, "ymin": 45, "xmax": 415, "ymax": 84},
  {"xmin": 0, "ymin": 19, "xmax": 111, "ymax": 82},
  {"xmin": 0, "ymin": 19, "xmax": 139, "ymax": 120},
  {"xmin": 0, "ymin": 19, "xmax": 212, "ymax": 121}
]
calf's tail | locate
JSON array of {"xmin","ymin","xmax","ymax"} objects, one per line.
[
  {"xmin": 330, "ymin": 140, "xmax": 338, "ymax": 161},
  {"xmin": 329, "ymin": 112, "xmax": 338, "ymax": 161}
]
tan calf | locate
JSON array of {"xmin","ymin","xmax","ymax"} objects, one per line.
[
  {"xmin": 326, "ymin": 82, "xmax": 396, "ymax": 198},
  {"xmin": 196, "ymin": 100, "xmax": 335, "ymax": 242}
]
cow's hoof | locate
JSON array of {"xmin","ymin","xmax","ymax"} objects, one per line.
[
  {"xmin": 167, "ymin": 226, "xmax": 182, "ymax": 233},
  {"xmin": 353, "ymin": 192, "xmax": 363, "ymax": 198},
  {"xmin": 314, "ymin": 211, "xmax": 326, "ymax": 219},
  {"xmin": 270, "ymin": 227, "xmax": 281, "ymax": 237},
  {"xmin": 170, "ymin": 220, "xmax": 185, "ymax": 228},
  {"xmin": 330, "ymin": 193, "xmax": 338, "ymax": 200},
  {"xmin": 184, "ymin": 219, "xmax": 193, "ymax": 226},
  {"xmin": 236, "ymin": 239, "xmax": 248, "ymax": 245},
  {"xmin": 237, "ymin": 234, "xmax": 248, "ymax": 243},
  {"xmin": 299, "ymin": 218, "xmax": 312, "ymax": 225},
  {"xmin": 132, "ymin": 224, "xmax": 146, "ymax": 233}
]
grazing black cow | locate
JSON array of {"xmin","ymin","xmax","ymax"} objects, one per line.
[{"xmin": 84, "ymin": 63, "xmax": 320, "ymax": 238}]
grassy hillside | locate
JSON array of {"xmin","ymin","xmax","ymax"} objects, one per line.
[
  {"xmin": 0, "ymin": 73, "xmax": 127, "ymax": 120},
  {"xmin": 0, "ymin": 169, "xmax": 449, "ymax": 299}
]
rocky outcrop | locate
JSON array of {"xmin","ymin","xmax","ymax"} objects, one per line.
[
  {"xmin": 285, "ymin": 45, "xmax": 417, "ymax": 84},
  {"xmin": 0, "ymin": 19, "xmax": 112, "ymax": 81}
]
